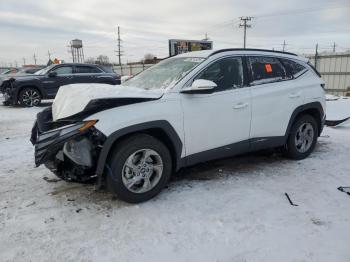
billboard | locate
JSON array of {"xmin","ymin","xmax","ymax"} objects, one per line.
[{"xmin": 169, "ymin": 39, "xmax": 213, "ymax": 57}]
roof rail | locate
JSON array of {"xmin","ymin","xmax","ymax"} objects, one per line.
[{"xmin": 209, "ymin": 48, "xmax": 298, "ymax": 57}]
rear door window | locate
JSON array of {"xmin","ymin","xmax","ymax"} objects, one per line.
[
  {"xmin": 248, "ymin": 56, "xmax": 287, "ymax": 85},
  {"xmin": 75, "ymin": 66, "xmax": 101, "ymax": 74}
]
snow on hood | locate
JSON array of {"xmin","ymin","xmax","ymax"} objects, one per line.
[{"xmin": 52, "ymin": 83, "xmax": 164, "ymax": 121}]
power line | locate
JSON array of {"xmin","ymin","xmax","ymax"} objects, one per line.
[
  {"xmin": 239, "ymin": 16, "xmax": 253, "ymax": 49},
  {"xmin": 254, "ymin": 2, "xmax": 350, "ymax": 19}
]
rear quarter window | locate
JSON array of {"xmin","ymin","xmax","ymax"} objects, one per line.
[{"xmin": 280, "ymin": 58, "xmax": 307, "ymax": 78}]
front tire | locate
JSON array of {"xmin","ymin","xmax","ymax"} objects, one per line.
[
  {"xmin": 106, "ymin": 134, "xmax": 172, "ymax": 203},
  {"xmin": 284, "ymin": 114, "xmax": 318, "ymax": 160},
  {"xmin": 19, "ymin": 87, "xmax": 42, "ymax": 107}
]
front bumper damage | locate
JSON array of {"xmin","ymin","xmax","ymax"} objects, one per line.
[
  {"xmin": 0, "ymin": 79, "xmax": 16, "ymax": 105},
  {"xmin": 31, "ymin": 107, "xmax": 106, "ymax": 182}
]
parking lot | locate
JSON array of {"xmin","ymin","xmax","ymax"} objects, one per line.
[{"xmin": 0, "ymin": 96, "xmax": 349, "ymax": 262}]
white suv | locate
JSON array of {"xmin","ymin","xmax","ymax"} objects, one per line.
[{"xmin": 31, "ymin": 49, "xmax": 326, "ymax": 203}]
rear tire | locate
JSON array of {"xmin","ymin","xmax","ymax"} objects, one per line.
[
  {"xmin": 19, "ymin": 87, "xmax": 42, "ymax": 107},
  {"xmin": 284, "ymin": 114, "xmax": 318, "ymax": 160},
  {"xmin": 106, "ymin": 134, "xmax": 172, "ymax": 203}
]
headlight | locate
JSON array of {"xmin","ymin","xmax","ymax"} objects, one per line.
[
  {"xmin": 37, "ymin": 120, "xmax": 98, "ymax": 143},
  {"xmin": 34, "ymin": 120, "xmax": 99, "ymax": 166}
]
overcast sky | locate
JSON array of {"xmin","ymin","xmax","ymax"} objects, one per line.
[{"xmin": 0, "ymin": 0, "xmax": 349, "ymax": 66}]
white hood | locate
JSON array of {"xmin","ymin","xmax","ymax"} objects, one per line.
[{"xmin": 52, "ymin": 83, "xmax": 164, "ymax": 121}]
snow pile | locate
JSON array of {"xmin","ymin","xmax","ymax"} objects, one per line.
[{"xmin": 326, "ymin": 97, "xmax": 350, "ymax": 121}]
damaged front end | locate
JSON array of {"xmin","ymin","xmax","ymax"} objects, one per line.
[
  {"xmin": 31, "ymin": 107, "xmax": 106, "ymax": 182},
  {"xmin": 0, "ymin": 79, "xmax": 16, "ymax": 105}
]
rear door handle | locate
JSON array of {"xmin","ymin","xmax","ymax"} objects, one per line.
[
  {"xmin": 233, "ymin": 102, "xmax": 249, "ymax": 109},
  {"xmin": 288, "ymin": 92, "xmax": 301, "ymax": 98}
]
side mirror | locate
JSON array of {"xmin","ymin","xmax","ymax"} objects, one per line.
[
  {"xmin": 181, "ymin": 79, "xmax": 217, "ymax": 94},
  {"xmin": 48, "ymin": 71, "xmax": 57, "ymax": 77}
]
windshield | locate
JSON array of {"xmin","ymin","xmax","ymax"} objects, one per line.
[
  {"xmin": 34, "ymin": 65, "xmax": 55, "ymax": 75},
  {"xmin": 123, "ymin": 57, "xmax": 205, "ymax": 90}
]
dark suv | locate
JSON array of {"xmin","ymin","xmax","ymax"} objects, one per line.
[{"xmin": 0, "ymin": 63, "xmax": 121, "ymax": 107}]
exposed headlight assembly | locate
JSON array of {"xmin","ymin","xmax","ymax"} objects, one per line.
[{"xmin": 34, "ymin": 120, "xmax": 98, "ymax": 166}]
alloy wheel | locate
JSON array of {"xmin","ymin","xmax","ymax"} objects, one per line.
[
  {"xmin": 22, "ymin": 89, "xmax": 40, "ymax": 106},
  {"xmin": 121, "ymin": 149, "xmax": 163, "ymax": 194},
  {"xmin": 294, "ymin": 122, "xmax": 314, "ymax": 153}
]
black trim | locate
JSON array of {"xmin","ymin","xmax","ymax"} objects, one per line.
[
  {"xmin": 180, "ymin": 88, "xmax": 215, "ymax": 94},
  {"xmin": 60, "ymin": 97, "xmax": 160, "ymax": 121},
  {"xmin": 241, "ymin": 56, "xmax": 251, "ymax": 87},
  {"xmin": 179, "ymin": 136, "xmax": 285, "ymax": 168},
  {"xmin": 210, "ymin": 48, "xmax": 297, "ymax": 57},
  {"xmin": 95, "ymin": 120, "xmax": 183, "ymax": 176},
  {"xmin": 180, "ymin": 140, "xmax": 249, "ymax": 167},
  {"xmin": 285, "ymin": 102, "xmax": 324, "ymax": 137}
]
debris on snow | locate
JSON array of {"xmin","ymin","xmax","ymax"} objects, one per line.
[
  {"xmin": 284, "ymin": 193, "xmax": 299, "ymax": 206},
  {"xmin": 338, "ymin": 187, "xmax": 350, "ymax": 196}
]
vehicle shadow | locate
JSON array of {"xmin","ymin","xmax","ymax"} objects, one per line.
[{"xmin": 172, "ymin": 150, "xmax": 285, "ymax": 182}]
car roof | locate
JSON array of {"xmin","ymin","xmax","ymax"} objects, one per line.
[
  {"xmin": 54, "ymin": 63, "xmax": 100, "ymax": 66},
  {"xmin": 175, "ymin": 48, "xmax": 308, "ymax": 62}
]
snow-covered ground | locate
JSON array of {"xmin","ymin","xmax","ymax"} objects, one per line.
[{"xmin": 1, "ymin": 98, "xmax": 350, "ymax": 262}]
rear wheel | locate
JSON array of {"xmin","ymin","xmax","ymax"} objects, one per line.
[
  {"xmin": 106, "ymin": 134, "xmax": 172, "ymax": 203},
  {"xmin": 19, "ymin": 87, "xmax": 41, "ymax": 107},
  {"xmin": 284, "ymin": 114, "xmax": 318, "ymax": 160}
]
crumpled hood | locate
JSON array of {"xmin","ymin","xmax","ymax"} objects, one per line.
[{"xmin": 52, "ymin": 83, "xmax": 164, "ymax": 121}]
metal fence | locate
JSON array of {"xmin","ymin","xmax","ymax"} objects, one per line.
[
  {"xmin": 113, "ymin": 64, "xmax": 153, "ymax": 76},
  {"xmin": 307, "ymin": 53, "xmax": 350, "ymax": 96}
]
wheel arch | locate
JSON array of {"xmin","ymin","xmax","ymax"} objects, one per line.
[
  {"xmin": 95, "ymin": 120, "xmax": 183, "ymax": 182},
  {"xmin": 285, "ymin": 102, "xmax": 325, "ymax": 139}
]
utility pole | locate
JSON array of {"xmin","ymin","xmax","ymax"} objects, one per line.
[
  {"xmin": 15, "ymin": 61, "xmax": 18, "ymax": 68},
  {"xmin": 203, "ymin": 32, "xmax": 209, "ymax": 41},
  {"xmin": 117, "ymin": 26, "xmax": 122, "ymax": 65},
  {"xmin": 47, "ymin": 50, "xmax": 52, "ymax": 61},
  {"xmin": 33, "ymin": 53, "xmax": 37, "ymax": 65},
  {"xmin": 22, "ymin": 57, "xmax": 26, "ymax": 66},
  {"xmin": 282, "ymin": 40, "xmax": 287, "ymax": 52},
  {"xmin": 315, "ymin": 43, "xmax": 319, "ymax": 70},
  {"xmin": 239, "ymin": 16, "xmax": 253, "ymax": 49},
  {"xmin": 332, "ymin": 42, "xmax": 336, "ymax": 53}
]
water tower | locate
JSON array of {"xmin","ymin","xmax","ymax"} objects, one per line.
[{"xmin": 70, "ymin": 39, "xmax": 84, "ymax": 63}]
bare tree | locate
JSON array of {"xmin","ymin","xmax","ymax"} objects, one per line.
[
  {"xmin": 143, "ymin": 53, "xmax": 157, "ymax": 64},
  {"xmin": 96, "ymin": 55, "xmax": 110, "ymax": 65},
  {"xmin": 85, "ymin": 57, "xmax": 95, "ymax": 64},
  {"xmin": 144, "ymin": 53, "xmax": 155, "ymax": 60}
]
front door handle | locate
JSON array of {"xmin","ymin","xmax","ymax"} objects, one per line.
[
  {"xmin": 288, "ymin": 92, "xmax": 301, "ymax": 98},
  {"xmin": 233, "ymin": 102, "xmax": 249, "ymax": 109}
]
